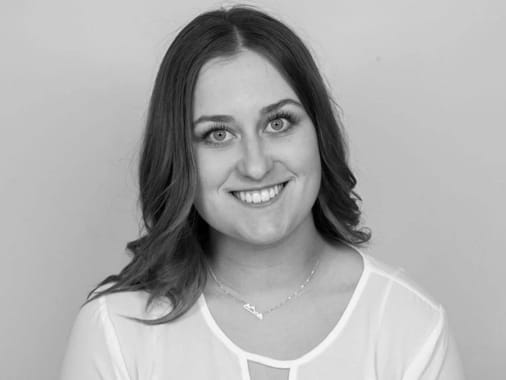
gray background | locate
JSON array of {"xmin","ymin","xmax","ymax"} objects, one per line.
[{"xmin": 1, "ymin": 0, "xmax": 505, "ymax": 379}]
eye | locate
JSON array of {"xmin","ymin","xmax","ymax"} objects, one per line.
[
  {"xmin": 210, "ymin": 129, "xmax": 228, "ymax": 141},
  {"xmin": 201, "ymin": 126, "xmax": 234, "ymax": 145},
  {"xmin": 269, "ymin": 118, "xmax": 286, "ymax": 131},
  {"xmin": 265, "ymin": 111, "xmax": 298, "ymax": 133}
]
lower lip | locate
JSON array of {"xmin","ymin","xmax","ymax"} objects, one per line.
[{"xmin": 231, "ymin": 181, "xmax": 289, "ymax": 208}]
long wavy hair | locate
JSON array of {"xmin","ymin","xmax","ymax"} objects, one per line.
[{"xmin": 86, "ymin": 5, "xmax": 371, "ymax": 323}]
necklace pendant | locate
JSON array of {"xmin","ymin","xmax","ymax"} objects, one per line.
[{"xmin": 243, "ymin": 303, "xmax": 263, "ymax": 320}]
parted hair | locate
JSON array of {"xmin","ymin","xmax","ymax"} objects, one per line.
[{"xmin": 86, "ymin": 5, "xmax": 370, "ymax": 323}]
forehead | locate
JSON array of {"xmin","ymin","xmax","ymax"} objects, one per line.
[{"xmin": 193, "ymin": 49, "xmax": 299, "ymax": 116}]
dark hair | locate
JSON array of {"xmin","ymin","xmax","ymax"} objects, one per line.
[{"xmin": 86, "ymin": 5, "xmax": 370, "ymax": 323}]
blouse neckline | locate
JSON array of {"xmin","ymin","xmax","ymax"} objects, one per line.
[{"xmin": 197, "ymin": 246, "xmax": 371, "ymax": 368}]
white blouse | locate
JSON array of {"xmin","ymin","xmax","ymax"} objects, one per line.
[{"xmin": 60, "ymin": 250, "xmax": 465, "ymax": 380}]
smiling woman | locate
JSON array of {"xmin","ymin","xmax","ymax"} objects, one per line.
[
  {"xmin": 192, "ymin": 50, "xmax": 322, "ymax": 247},
  {"xmin": 60, "ymin": 5, "xmax": 465, "ymax": 380}
]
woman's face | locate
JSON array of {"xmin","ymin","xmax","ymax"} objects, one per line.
[{"xmin": 192, "ymin": 49, "xmax": 321, "ymax": 246}]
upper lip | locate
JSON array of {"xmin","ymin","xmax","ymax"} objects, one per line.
[{"xmin": 229, "ymin": 180, "xmax": 288, "ymax": 193}]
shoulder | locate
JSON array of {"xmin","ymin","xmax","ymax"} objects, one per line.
[
  {"xmin": 363, "ymin": 252, "xmax": 442, "ymax": 315},
  {"xmin": 358, "ymin": 251, "xmax": 449, "ymax": 358},
  {"xmin": 322, "ymin": 242, "xmax": 440, "ymax": 314},
  {"xmin": 334, "ymin": 244, "xmax": 441, "ymax": 313},
  {"xmin": 63, "ymin": 286, "xmax": 175, "ymax": 379},
  {"xmin": 83, "ymin": 283, "xmax": 173, "ymax": 322},
  {"xmin": 355, "ymin": 252, "xmax": 459, "ymax": 375}
]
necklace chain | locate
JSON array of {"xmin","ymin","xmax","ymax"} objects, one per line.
[{"xmin": 207, "ymin": 257, "xmax": 321, "ymax": 320}]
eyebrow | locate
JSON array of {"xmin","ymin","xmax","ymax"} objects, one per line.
[{"xmin": 192, "ymin": 98, "xmax": 303, "ymax": 127}]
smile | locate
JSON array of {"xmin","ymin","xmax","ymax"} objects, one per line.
[{"xmin": 231, "ymin": 181, "xmax": 288, "ymax": 206}]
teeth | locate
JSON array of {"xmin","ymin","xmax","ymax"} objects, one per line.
[{"xmin": 234, "ymin": 183, "xmax": 285, "ymax": 205}]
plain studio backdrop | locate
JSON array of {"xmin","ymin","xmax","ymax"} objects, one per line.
[{"xmin": 1, "ymin": 0, "xmax": 504, "ymax": 379}]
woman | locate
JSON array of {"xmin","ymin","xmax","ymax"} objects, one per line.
[{"xmin": 61, "ymin": 6, "xmax": 465, "ymax": 380}]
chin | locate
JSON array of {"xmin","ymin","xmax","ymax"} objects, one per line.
[{"xmin": 235, "ymin": 223, "xmax": 290, "ymax": 246}]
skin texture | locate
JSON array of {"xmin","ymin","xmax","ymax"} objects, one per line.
[{"xmin": 192, "ymin": 49, "xmax": 325, "ymax": 298}]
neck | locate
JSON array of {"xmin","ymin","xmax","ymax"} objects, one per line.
[{"xmin": 205, "ymin": 215, "xmax": 327, "ymax": 300}]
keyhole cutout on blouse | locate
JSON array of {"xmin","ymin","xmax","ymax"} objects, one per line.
[{"xmin": 247, "ymin": 361, "xmax": 290, "ymax": 380}]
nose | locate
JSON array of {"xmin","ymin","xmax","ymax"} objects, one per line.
[{"xmin": 236, "ymin": 135, "xmax": 273, "ymax": 180}]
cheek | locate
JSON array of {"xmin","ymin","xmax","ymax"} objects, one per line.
[
  {"xmin": 287, "ymin": 126, "xmax": 321, "ymax": 175},
  {"xmin": 194, "ymin": 148, "xmax": 232, "ymax": 200}
]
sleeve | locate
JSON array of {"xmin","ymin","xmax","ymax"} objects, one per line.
[
  {"xmin": 60, "ymin": 297, "xmax": 131, "ymax": 380},
  {"xmin": 402, "ymin": 305, "xmax": 466, "ymax": 380}
]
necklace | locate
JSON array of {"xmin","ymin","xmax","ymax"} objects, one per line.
[{"xmin": 207, "ymin": 257, "xmax": 321, "ymax": 320}]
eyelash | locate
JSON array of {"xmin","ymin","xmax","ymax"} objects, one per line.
[{"xmin": 200, "ymin": 111, "xmax": 299, "ymax": 146}]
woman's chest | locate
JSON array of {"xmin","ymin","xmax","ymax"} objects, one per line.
[{"xmin": 208, "ymin": 287, "xmax": 355, "ymax": 360}]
